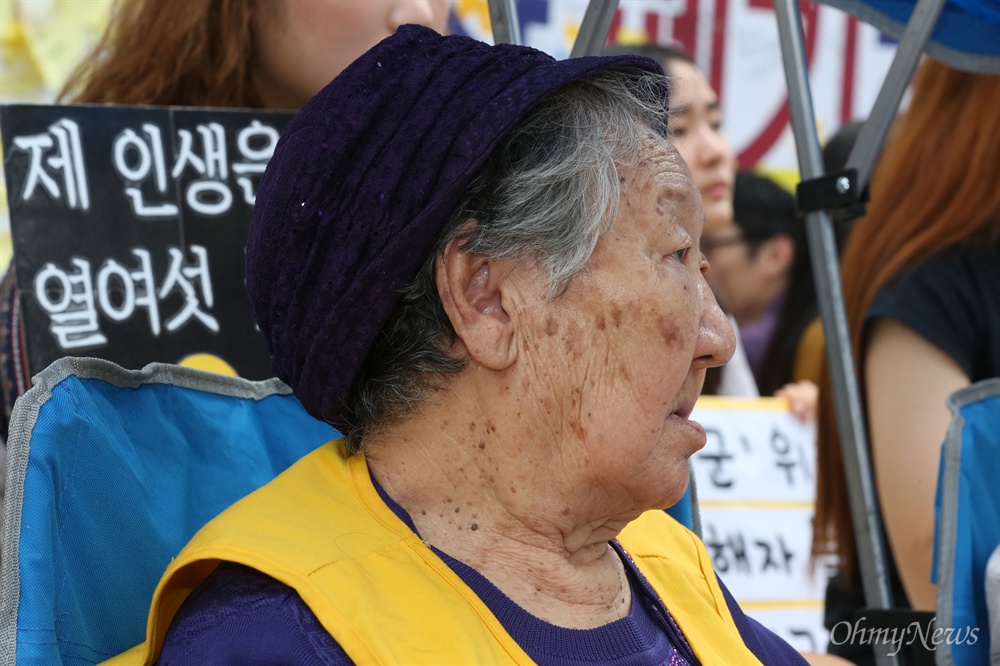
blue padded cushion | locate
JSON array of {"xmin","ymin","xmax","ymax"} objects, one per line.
[{"xmin": 933, "ymin": 380, "xmax": 1000, "ymax": 666}]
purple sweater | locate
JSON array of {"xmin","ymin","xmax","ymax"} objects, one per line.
[{"xmin": 157, "ymin": 480, "xmax": 807, "ymax": 665}]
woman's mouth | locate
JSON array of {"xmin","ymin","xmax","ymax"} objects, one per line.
[
  {"xmin": 671, "ymin": 398, "xmax": 696, "ymax": 421},
  {"xmin": 703, "ymin": 181, "xmax": 729, "ymax": 200},
  {"xmin": 667, "ymin": 398, "xmax": 707, "ymax": 449}
]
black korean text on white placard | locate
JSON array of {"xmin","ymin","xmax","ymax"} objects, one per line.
[{"xmin": 689, "ymin": 397, "xmax": 831, "ymax": 653}]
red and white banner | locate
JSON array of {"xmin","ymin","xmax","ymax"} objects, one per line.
[{"xmin": 453, "ymin": 0, "xmax": 899, "ymax": 179}]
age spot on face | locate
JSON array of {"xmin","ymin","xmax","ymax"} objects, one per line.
[
  {"xmin": 657, "ymin": 316, "xmax": 681, "ymax": 348},
  {"xmin": 546, "ymin": 316, "xmax": 559, "ymax": 336},
  {"xmin": 611, "ymin": 305, "xmax": 623, "ymax": 329},
  {"xmin": 596, "ymin": 314, "xmax": 606, "ymax": 330},
  {"xmin": 564, "ymin": 335, "xmax": 577, "ymax": 357}
]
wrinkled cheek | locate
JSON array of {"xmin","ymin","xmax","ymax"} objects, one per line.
[{"xmin": 631, "ymin": 308, "xmax": 697, "ymax": 401}]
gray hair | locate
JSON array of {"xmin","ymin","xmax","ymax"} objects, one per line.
[{"xmin": 346, "ymin": 67, "xmax": 671, "ymax": 453}]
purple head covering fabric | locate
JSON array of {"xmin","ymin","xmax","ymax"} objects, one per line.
[{"xmin": 245, "ymin": 25, "xmax": 662, "ymax": 431}]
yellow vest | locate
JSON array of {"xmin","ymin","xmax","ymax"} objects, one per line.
[{"xmin": 104, "ymin": 441, "xmax": 762, "ymax": 665}]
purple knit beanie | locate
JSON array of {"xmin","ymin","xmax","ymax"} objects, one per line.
[{"xmin": 245, "ymin": 25, "xmax": 662, "ymax": 431}]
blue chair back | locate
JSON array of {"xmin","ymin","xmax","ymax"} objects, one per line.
[
  {"xmin": 933, "ymin": 378, "xmax": 1000, "ymax": 666},
  {"xmin": 0, "ymin": 357, "xmax": 339, "ymax": 666},
  {"xmin": 664, "ymin": 460, "xmax": 701, "ymax": 537}
]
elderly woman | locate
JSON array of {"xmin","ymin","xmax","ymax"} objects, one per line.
[{"xmin": 111, "ymin": 27, "xmax": 811, "ymax": 665}]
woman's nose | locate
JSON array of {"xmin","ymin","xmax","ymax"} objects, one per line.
[
  {"xmin": 693, "ymin": 276, "xmax": 736, "ymax": 369},
  {"xmin": 695, "ymin": 124, "xmax": 731, "ymax": 169}
]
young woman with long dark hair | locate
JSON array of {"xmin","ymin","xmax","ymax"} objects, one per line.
[{"xmin": 812, "ymin": 58, "xmax": 1000, "ymax": 663}]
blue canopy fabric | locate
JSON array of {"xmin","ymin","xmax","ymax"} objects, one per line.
[
  {"xmin": 0, "ymin": 357, "xmax": 339, "ymax": 666},
  {"xmin": 822, "ymin": 0, "xmax": 1000, "ymax": 72}
]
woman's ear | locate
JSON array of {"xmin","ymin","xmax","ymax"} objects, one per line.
[
  {"xmin": 436, "ymin": 236, "xmax": 517, "ymax": 371},
  {"xmin": 762, "ymin": 233, "xmax": 795, "ymax": 279}
]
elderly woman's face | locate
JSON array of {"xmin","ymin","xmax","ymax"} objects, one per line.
[{"xmin": 514, "ymin": 137, "xmax": 735, "ymax": 513}]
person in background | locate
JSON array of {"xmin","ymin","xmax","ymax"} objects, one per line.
[
  {"xmin": 813, "ymin": 58, "xmax": 1000, "ymax": 664},
  {"xmin": 705, "ymin": 170, "xmax": 798, "ymax": 391},
  {"xmin": 0, "ymin": 0, "xmax": 449, "ymax": 441}
]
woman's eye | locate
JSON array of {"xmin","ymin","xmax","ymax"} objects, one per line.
[
  {"xmin": 670, "ymin": 126, "xmax": 687, "ymax": 138},
  {"xmin": 671, "ymin": 248, "xmax": 688, "ymax": 263}
]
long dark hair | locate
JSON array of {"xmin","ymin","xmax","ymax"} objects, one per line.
[
  {"xmin": 811, "ymin": 59, "xmax": 1000, "ymax": 570},
  {"xmin": 59, "ymin": 0, "xmax": 265, "ymax": 107}
]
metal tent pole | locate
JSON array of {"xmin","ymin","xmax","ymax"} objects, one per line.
[
  {"xmin": 846, "ymin": 0, "xmax": 946, "ymax": 191},
  {"xmin": 773, "ymin": 2, "xmax": 898, "ymax": 664},
  {"xmin": 569, "ymin": 0, "xmax": 620, "ymax": 58},
  {"xmin": 487, "ymin": 0, "xmax": 521, "ymax": 45}
]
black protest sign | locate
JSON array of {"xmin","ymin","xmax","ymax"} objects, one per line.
[{"xmin": 1, "ymin": 104, "xmax": 294, "ymax": 380}]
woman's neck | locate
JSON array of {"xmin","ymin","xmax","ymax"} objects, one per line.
[{"xmin": 364, "ymin": 397, "xmax": 635, "ymax": 628}]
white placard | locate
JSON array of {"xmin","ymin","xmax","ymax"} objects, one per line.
[{"xmin": 691, "ymin": 396, "xmax": 832, "ymax": 651}]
